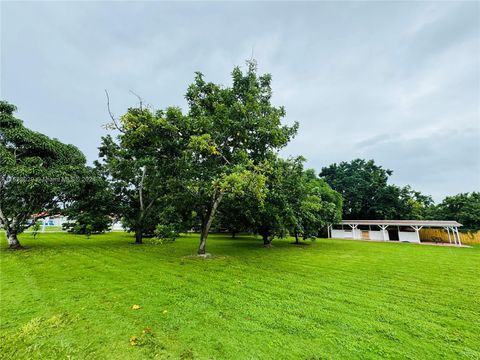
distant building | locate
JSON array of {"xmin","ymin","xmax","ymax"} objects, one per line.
[{"xmin": 328, "ymin": 220, "xmax": 463, "ymax": 246}]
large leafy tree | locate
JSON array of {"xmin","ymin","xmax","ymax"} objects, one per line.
[
  {"xmin": 395, "ymin": 185, "xmax": 434, "ymax": 220},
  {"xmin": 434, "ymin": 192, "xmax": 480, "ymax": 230},
  {"xmin": 97, "ymin": 105, "xmax": 189, "ymax": 244},
  {"xmin": 319, "ymin": 159, "xmax": 432, "ymax": 220},
  {"xmin": 319, "ymin": 159, "xmax": 394, "ymax": 219},
  {"xmin": 0, "ymin": 101, "xmax": 87, "ymax": 249},
  {"xmin": 184, "ymin": 61, "xmax": 298, "ymax": 254}
]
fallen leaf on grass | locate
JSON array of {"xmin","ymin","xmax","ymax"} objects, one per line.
[
  {"xmin": 131, "ymin": 304, "xmax": 141, "ymax": 310},
  {"xmin": 129, "ymin": 336, "xmax": 138, "ymax": 346}
]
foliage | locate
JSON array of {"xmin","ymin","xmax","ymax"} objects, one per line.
[
  {"xmin": 30, "ymin": 221, "xmax": 42, "ymax": 240},
  {"xmin": 433, "ymin": 192, "xmax": 480, "ymax": 231},
  {"xmin": 62, "ymin": 167, "xmax": 117, "ymax": 235},
  {"xmin": 183, "ymin": 60, "xmax": 298, "ymax": 254},
  {"xmin": 0, "ymin": 101, "xmax": 88, "ymax": 248},
  {"xmin": 319, "ymin": 159, "xmax": 432, "ymax": 220},
  {"xmin": 154, "ymin": 224, "xmax": 180, "ymax": 243},
  {"xmin": 1, "ymin": 232, "xmax": 478, "ymax": 359},
  {"xmin": 395, "ymin": 185, "xmax": 434, "ymax": 220},
  {"xmin": 218, "ymin": 157, "xmax": 342, "ymax": 245},
  {"xmin": 296, "ymin": 169, "xmax": 343, "ymax": 239},
  {"xmin": 252, "ymin": 157, "xmax": 342, "ymax": 245},
  {"xmin": 97, "ymin": 105, "xmax": 189, "ymax": 243}
]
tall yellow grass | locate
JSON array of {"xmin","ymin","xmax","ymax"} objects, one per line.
[{"xmin": 420, "ymin": 228, "xmax": 480, "ymax": 245}]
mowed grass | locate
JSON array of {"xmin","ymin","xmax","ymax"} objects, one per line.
[{"xmin": 0, "ymin": 232, "xmax": 479, "ymax": 360}]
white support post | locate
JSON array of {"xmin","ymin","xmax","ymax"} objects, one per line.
[
  {"xmin": 327, "ymin": 225, "xmax": 332, "ymax": 238},
  {"xmin": 445, "ymin": 227, "xmax": 452, "ymax": 244},
  {"xmin": 450, "ymin": 227, "xmax": 457, "ymax": 245},
  {"xmin": 348, "ymin": 224, "xmax": 358, "ymax": 239},
  {"xmin": 455, "ymin": 227, "xmax": 462, "ymax": 246},
  {"xmin": 379, "ymin": 225, "xmax": 388, "ymax": 241},
  {"xmin": 410, "ymin": 225, "xmax": 423, "ymax": 243}
]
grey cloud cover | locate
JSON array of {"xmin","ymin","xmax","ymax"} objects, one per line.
[{"xmin": 1, "ymin": 1, "xmax": 479, "ymax": 201}]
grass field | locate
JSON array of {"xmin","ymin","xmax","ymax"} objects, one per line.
[{"xmin": 0, "ymin": 232, "xmax": 479, "ymax": 359}]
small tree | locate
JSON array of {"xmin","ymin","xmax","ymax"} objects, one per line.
[
  {"xmin": 0, "ymin": 101, "xmax": 87, "ymax": 249},
  {"xmin": 62, "ymin": 167, "xmax": 117, "ymax": 234}
]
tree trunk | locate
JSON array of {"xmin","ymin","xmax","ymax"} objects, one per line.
[
  {"xmin": 231, "ymin": 231, "xmax": 236, "ymax": 239},
  {"xmin": 198, "ymin": 192, "xmax": 224, "ymax": 255},
  {"xmin": 260, "ymin": 227, "xmax": 272, "ymax": 247},
  {"xmin": 262, "ymin": 233, "xmax": 269, "ymax": 245},
  {"xmin": 198, "ymin": 223, "xmax": 208, "ymax": 255},
  {"xmin": 135, "ymin": 229, "xmax": 143, "ymax": 244},
  {"xmin": 295, "ymin": 232, "xmax": 299, "ymax": 244},
  {"xmin": 6, "ymin": 229, "xmax": 22, "ymax": 250}
]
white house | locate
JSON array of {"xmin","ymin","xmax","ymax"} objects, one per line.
[{"xmin": 327, "ymin": 220, "xmax": 463, "ymax": 246}]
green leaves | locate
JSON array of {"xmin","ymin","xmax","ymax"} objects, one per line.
[
  {"xmin": 217, "ymin": 156, "xmax": 342, "ymax": 243},
  {"xmin": 434, "ymin": 192, "xmax": 480, "ymax": 230},
  {"xmin": 0, "ymin": 101, "xmax": 88, "ymax": 241},
  {"xmin": 188, "ymin": 134, "xmax": 220, "ymax": 156},
  {"xmin": 182, "ymin": 61, "xmax": 299, "ymax": 252},
  {"xmin": 217, "ymin": 166, "xmax": 267, "ymax": 203},
  {"xmin": 319, "ymin": 159, "xmax": 439, "ymax": 221}
]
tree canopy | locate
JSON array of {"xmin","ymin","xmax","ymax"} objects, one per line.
[
  {"xmin": 432, "ymin": 192, "xmax": 480, "ymax": 231},
  {"xmin": 319, "ymin": 159, "xmax": 432, "ymax": 220},
  {"xmin": 183, "ymin": 60, "xmax": 298, "ymax": 254},
  {"xmin": 218, "ymin": 157, "xmax": 342, "ymax": 246},
  {"xmin": 0, "ymin": 101, "xmax": 88, "ymax": 248},
  {"xmin": 96, "ymin": 105, "xmax": 189, "ymax": 244},
  {"xmin": 62, "ymin": 167, "xmax": 117, "ymax": 235}
]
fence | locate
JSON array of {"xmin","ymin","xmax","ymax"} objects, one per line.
[{"xmin": 420, "ymin": 228, "xmax": 480, "ymax": 245}]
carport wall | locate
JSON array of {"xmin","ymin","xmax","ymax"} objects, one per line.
[
  {"xmin": 331, "ymin": 224, "xmax": 420, "ymax": 242},
  {"xmin": 331, "ymin": 225, "xmax": 390, "ymax": 241},
  {"xmin": 328, "ymin": 220, "xmax": 463, "ymax": 245}
]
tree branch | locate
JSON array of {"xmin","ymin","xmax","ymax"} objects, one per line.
[
  {"xmin": 129, "ymin": 90, "xmax": 145, "ymax": 111},
  {"xmin": 104, "ymin": 90, "xmax": 124, "ymax": 133},
  {"xmin": 0, "ymin": 205, "xmax": 8, "ymax": 228},
  {"xmin": 139, "ymin": 166, "xmax": 146, "ymax": 213}
]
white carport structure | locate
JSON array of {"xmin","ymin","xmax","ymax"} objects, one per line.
[{"xmin": 327, "ymin": 220, "xmax": 463, "ymax": 246}]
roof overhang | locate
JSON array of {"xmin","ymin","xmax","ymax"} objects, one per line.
[{"xmin": 338, "ymin": 220, "xmax": 462, "ymax": 227}]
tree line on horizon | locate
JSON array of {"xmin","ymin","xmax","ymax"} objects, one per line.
[{"xmin": 1, "ymin": 61, "xmax": 479, "ymax": 251}]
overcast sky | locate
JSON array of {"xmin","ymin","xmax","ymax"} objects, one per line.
[{"xmin": 1, "ymin": 1, "xmax": 479, "ymax": 201}]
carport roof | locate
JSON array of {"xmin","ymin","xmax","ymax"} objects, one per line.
[{"xmin": 339, "ymin": 220, "xmax": 462, "ymax": 227}]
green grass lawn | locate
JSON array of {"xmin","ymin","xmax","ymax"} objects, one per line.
[{"xmin": 1, "ymin": 232, "xmax": 479, "ymax": 359}]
